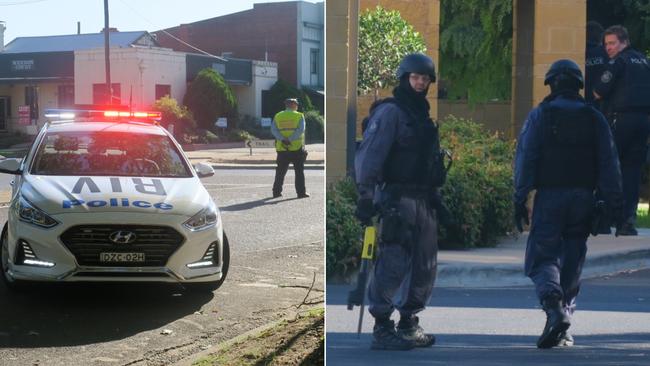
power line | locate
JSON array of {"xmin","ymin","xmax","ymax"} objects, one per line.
[
  {"xmin": 0, "ymin": 0, "xmax": 48, "ymax": 6},
  {"xmin": 115, "ymin": 0, "xmax": 223, "ymax": 59}
]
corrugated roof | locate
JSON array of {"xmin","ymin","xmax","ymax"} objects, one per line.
[{"xmin": 2, "ymin": 31, "xmax": 154, "ymax": 53}]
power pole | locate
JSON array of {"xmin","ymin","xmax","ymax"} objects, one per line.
[{"xmin": 104, "ymin": 0, "xmax": 112, "ymax": 105}]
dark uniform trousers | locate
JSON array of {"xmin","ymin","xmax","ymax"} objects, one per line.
[
  {"xmin": 368, "ymin": 193, "xmax": 438, "ymax": 319},
  {"xmin": 525, "ymin": 188, "xmax": 593, "ymax": 314},
  {"xmin": 611, "ymin": 112, "xmax": 650, "ymax": 221},
  {"xmin": 272, "ymin": 150, "xmax": 306, "ymax": 196}
]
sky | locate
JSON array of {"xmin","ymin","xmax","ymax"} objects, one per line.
[{"xmin": 0, "ymin": 0, "xmax": 321, "ymax": 45}]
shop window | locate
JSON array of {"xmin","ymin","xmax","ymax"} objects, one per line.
[{"xmin": 155, "ymin": 84, "xmax": 171, "ymax": 100}]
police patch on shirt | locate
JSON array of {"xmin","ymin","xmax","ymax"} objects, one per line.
[
  {"xmin": 601, "ymin": 71, "xmax": 613, "ymax": 83},
  {"xmin": 367, "ymin": 120, "xmax": 378, "ymax": 134}
]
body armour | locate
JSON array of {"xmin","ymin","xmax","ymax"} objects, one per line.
[
  {"xmin": 536, "ymin": 102, "xmax": 598, "ymax": 189},
  {"xmin": 610, "ymin": 48, "xmax": 650, "ymax": 112},
  {"xmin": 381, "ymin": 100, "xmax": 442, "ymax": 186},
  {"xmin": 585, "ymin": 42, "xmax": 607, "ymax": 105}
]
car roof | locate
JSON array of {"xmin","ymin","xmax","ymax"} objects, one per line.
[{"xmin": 45, "ymin": 121, "xmax": 168, "ymax": 136}]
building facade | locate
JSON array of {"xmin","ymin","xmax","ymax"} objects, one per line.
[
  {"xmin": 154, "ymin": 1, "xmax": 324, "ymax": 92},
  {"xmin": 0, "ymin": 30, "xmax": 277, "ymax": 134}
]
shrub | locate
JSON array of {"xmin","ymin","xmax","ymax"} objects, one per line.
[
  {"xmin": 326, "ymin": 178, "xmax": 362, "ymax": 279},
  {"xmin": 183, "ymin": 68, "xmax": 238, "ymax": 130},
  {"xmin": 237, "ymin": 115, "xmax": 274, "ymax": 140},
  {"xmin": 438, "ymin": 115, "xmax": 515, "ymax": 248},
  {"xmin": 153, "ymin": 96, "xmax": 196, "ymax": 137},
  {"xmin": 304, "ymin": 111, "xmax": 324, "ymax": 143},
  {"xmin": 266, "ymin": 79, "xmax": 314, "ymax": 113}
]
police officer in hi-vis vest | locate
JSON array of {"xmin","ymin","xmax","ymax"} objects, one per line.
[{"xmin": 271, "ymin": 98, "xmax": 309, "ymax": 199}]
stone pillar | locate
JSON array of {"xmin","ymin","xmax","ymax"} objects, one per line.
[
  {"xmin": 326, "ymin": 0, "xmax": 357, "ymax": 182},
  {"xmin": 511, "ymin": 0, "xmax": 586, "ymax": 137}
]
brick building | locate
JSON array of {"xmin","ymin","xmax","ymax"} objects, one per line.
[{"xmin": 153, "ymin": 1, "xmax": 324, "ymax": 94}]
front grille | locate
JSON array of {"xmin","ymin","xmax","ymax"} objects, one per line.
[{"xmin": 60, "ymin": 225, "xmax": 185, "ymax": 267}]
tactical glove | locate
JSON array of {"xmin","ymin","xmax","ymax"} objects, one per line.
[
  {"xmin": 514, "ymin": 201, "xmax": 529, "ymax": 233},
  {"xmin": 430, "ymin": 190, "xmax": 453, "ymax": 226},
  {"xmin": 355, "ymin": 197, "xmax": 376, "ymax": 226}
]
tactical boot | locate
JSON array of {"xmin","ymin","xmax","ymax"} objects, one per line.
[
  {"xmin": 617, "ymin": 222, "xmax": 638, "ymax": 236},
  {"xmin": 397, "ymin": 315, "xmax": 436, "ymax": 347},
  {"xmin": 371, "ymin": 319, "xmax": 416, "ymax": 351},
  {"xmin": 557, "ymin": 331, "xmax": 574, "ymax": 347},
  {"xmin": 537, "ymin": 296, "xmax": 571, "ymax": 349}
]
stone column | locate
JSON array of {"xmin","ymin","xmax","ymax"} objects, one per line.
[
  {"xmin": 511, "ymin": 0, "xmax": 586, "ymax": 137},
  {"xmin": 326, "ymin": 0, "xmax": 357, "ymax": 182}
]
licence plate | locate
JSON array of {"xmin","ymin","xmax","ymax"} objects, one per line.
[{"xmin": 100, "ymin": 252, "xmax": 145, "ymax": 263}]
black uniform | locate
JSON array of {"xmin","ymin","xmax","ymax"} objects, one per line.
[
  {"xmin": 594, "ymin": 47, "xmax": 650, "ymax": 228},
  {"xmin": 585, "ymin": 41, "xmax": 608, "ymax": 107}
]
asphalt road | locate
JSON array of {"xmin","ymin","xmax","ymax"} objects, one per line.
[
  {"xmin": 327, "ymin": 269, "xmax": 650, "ymax": 366},
  {"xmin": 0, "ymin": 169, "xmax": 324, "ymax": 366}
]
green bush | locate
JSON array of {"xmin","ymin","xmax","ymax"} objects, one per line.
[
  {"xmin": 0, "ymin": 132, "xmax": 33, "ymax": 149},
  {"xmin": 326, "ymin": 178, "xmax": 362, "ymax": 279},
  {"xmin": 266, "ymin": 79, "xmax": 314, "ymax": 113},
  {"xmin": 153, "ymin": 96, "xmax": 196, "ymax": 137},
  {"xmin": 304, "ymin": 111, "xmax": 324, "ymax": 143},
  {"xmin": 438, "ymin": 115, "xmax": 515, "ymax": 248},
  {"xmin": 183, "ymin": 68, "xmax": 238, "ymax": 130},
  {"xmin": 237, "ymin": 114, "xmax": 274, "ymax": 140}
]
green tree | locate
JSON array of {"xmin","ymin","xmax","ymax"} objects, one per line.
[
  {"xmin": 183, "ymin": 68, "xmax": 238, "ymax": 130},
  {"xmin": 152, "ymin": 95, "xmax": 195, "ymax": 136},
  {"xmin": 358, "ymin": 6, "xmax": 427, "ymax": 99},
  {"xmin": 439, "ymin": 0, "xmax": 512, "ymax": 102}
]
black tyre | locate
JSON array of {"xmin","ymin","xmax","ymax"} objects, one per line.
[{"xmin": 184, "ymin": 232, "xmax": 230, "ymax": 292}]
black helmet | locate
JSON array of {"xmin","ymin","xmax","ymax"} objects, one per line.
[
  {"xmin": 396, "ymin": 53, "xmax": 436, "ymax": 82},
  {"xmin": 544, "ymin": 59, "xmax": 584, "ymax": 89}
]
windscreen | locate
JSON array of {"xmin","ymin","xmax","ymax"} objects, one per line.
[{"xmin": 31, "ymin": 131, "xmax": 192, "ymax": 177}]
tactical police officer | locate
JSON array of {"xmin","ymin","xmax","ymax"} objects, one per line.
[
  {"xmin": 593, "ymin": 25, "xmax": 650, "ymax": 235},
  {"xmin": 271, "ymin": 98, "xmax": 309, "ymax": 199},
  {"xmin": 585, "ymin": 21, "xmax": 607, "ymax": 108},
  {"xmin": 355, "ymin": 53, "xmax": 443, "ymax": 350},
  {"xmin": 514, "ymin": 59, "xmax": 623, "ymax": 349}
]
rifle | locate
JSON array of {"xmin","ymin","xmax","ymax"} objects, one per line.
[{"xmin": 347, "ymin": 225, "xmax": 377, "ymax": 339}]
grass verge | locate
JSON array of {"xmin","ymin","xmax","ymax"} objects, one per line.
[{"xmin": 192, "ymin": 307, "xmax": 324, "ymax": 366}]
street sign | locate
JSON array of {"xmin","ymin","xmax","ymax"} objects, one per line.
[
  {"xmin": 261, "ymin": 118, "xmax": 272, "ymax": 127},
  {"xmin": 249, "ymin": 139, "xmax": 275, "ymax": 148},
  {"xmin": 215, "ymin": 118, "xmax": 227, "ymax": 128},
  {"xmin": 18, "ymin": 105, "xmax": 30, "ymax": 125}
]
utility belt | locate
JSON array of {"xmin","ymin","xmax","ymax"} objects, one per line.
[
  {"xmin": 380, "ymin": 183, "xmax": 432, "ymax": 198},
  {"xmin": 607, "ymin": 110, "xmax": 650, "ymax": 131}
]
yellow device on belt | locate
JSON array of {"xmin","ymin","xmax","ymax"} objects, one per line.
[{"xmin": 361, "ymin": 226, "xmax": 376, "ymax": 260}]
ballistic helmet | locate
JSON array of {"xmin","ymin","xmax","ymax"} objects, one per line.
[
  {"xmin": 396, "ymin": 53, "xmax": 436, "ymax": 82},
  {"xmin": 544, "ymin": 59, "xmax": 584, "ymax": 89}
]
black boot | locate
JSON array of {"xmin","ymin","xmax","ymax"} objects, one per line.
[
  {"xmin": 557, "ymin": 331, "xmax": 574, "ymax": 347},
  {"xmin": 537, "ymin": 296, "xmax": 571, "ymax": 349},
  {"xmin": 397, "ymin": 315, "xmax": 436, "ymax": 347},
  {"xmin": 371, "ymin": 319, "xmax": 416, "ymax": 351}
]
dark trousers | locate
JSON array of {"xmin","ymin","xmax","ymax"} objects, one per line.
[
  {"xmin": 525, "ymin": 188, "xmax": 592, "ymax": 315},
  {"xmin": 612, "ymin": 113, "xmax": 650, "ymax": 221},
  {"xmin": 368, "ymin": 195, "xmax": 438, "ymax": 320},
  {"xmin": 272, "ymin": 150, "xmax": 306, "ymax": 196}
]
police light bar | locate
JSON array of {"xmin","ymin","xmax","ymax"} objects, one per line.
[{"xmin": 44, "ymin": 109, "xmax": 162, "ymax": 122}]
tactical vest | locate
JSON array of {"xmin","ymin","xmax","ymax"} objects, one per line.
[
  {"xmin": 585, "ymin": 43, "xmax": 607, "ymax": 104},
  {"xmin": 381, "ymin": 102, "xmax": 443, "ymax": 187},
  {"xmin": 610, "ymin": 48, "xmax": 650, "ymax": 112},
  {"xmin": 536, "ymin": 102, "xmax": 598, "ymax": 189},
  {"xmin": 273, "ymin": 110, "xmax": 305, "ymax": 152}
]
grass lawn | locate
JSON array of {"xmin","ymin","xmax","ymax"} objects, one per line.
[{"xmin": 638, "ymin": 203, "xmax": 649, "ymax": 228}]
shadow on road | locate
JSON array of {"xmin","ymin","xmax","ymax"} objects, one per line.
[
  {"xmin": 220, "ymin": 196, "xmax": 301, "ymax": 211},
  {"xmin": 326, "ymin": 332, "xmax": 650, "ymax": 366},
  {"xmin": 0, "ymin": 282, "xmax": 213, "ymax": 348}
]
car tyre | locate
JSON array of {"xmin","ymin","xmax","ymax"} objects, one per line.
[{"xmin": 184, "ymin": 231, "xmax": 230, "ymax": 292}]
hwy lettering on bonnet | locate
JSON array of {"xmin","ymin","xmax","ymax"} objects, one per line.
[{"xmin": 64, "ymin": 177, "xmax": 173, "ymax": 210}]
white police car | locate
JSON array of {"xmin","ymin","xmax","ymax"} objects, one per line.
[{"xmin": 0, "ymin": 108, "xmax": 229, "ymax": 291}]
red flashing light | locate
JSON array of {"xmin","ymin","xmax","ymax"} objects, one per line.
[{"xmin": 103, "ymin": 111, "xmax": 161, "ymax": 120}]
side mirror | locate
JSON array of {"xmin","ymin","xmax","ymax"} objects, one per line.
[
  {"xmin": 0, "ymin": 158, "xmax": 22, "ymax": 175},
  {"xmin": 195, "ymin": 162, "xmax": 215, "ymax": 178}
]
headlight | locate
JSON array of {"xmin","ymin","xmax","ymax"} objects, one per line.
[
  {"xmin": 13, "ymin": 196, "xmax": 59, "ymax": 228},
  {"xmin": 183, "ymin": 201, "xmax": 219, "ymax": 231}
]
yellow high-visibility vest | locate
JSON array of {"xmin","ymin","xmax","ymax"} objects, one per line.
[{"xmin": 273, "ymin": 110, "xmax": 305, "ymax": 152}]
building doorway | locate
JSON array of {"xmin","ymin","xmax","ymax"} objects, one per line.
[{"xmin": 0, "ymin": 97, "xmax": 8, "ymax": 131}]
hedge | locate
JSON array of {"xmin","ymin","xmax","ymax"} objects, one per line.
[{"xmin": 326, "ymin": 116, "xmax": 515, "ymax": 279}]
